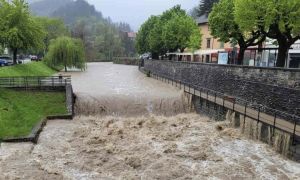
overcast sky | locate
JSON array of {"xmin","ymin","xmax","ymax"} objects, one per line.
[{"xmin": 86, "ymin": 0, "xmax": 198, "ymax": 31}]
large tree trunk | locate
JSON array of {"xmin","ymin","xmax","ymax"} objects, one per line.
[
  {"xmin": 276, "ymin": 41, "xmax": 289, "ymax": 67},
  {"xmin": 13, "ymin": 48, "xmax": 17, "ymax": 65},
  {"xmin": 237, "ymin": 47, "xmax": 246, "ymax": 65},
  {"xmin": 152, "ymin": 53, "xmax": 159, "ymax": 60},
  {"xmin": 178, "ymin": 48, "xmax": 185, "ymax": 61}
]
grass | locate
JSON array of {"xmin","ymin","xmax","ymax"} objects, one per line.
[
  {"xmin": 0, "ymin": 88, "xmax": 67, "ymax": 139},
  {"xmin": 0, "ymin": 62, "xmax": 57, "ymax": 77}
]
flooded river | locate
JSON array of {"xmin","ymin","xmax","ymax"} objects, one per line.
[
  {"xmin": 0, "ymin": 63, "xmax": 300, "ymax": 179},
  {"xmin": 69, "ymin": 63, "xmax": 189, "ymax": 116}
]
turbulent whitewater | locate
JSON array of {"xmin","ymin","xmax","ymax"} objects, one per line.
[{"xmin": 0, "ymin": 63, "xmax": 299, "ymax": 179}]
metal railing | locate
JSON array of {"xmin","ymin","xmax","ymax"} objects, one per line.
[
  {"xmin": 0, "ymin": 76, "xmax": 71, "ymax": 88},
  {"xmin": 150, "ymin": 73, "xmax": 300, "ymax": 152}
]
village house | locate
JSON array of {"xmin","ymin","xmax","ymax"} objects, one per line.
[{"xmin": 170, "ymin": 15, "xmax": 300, "ymax": 68}]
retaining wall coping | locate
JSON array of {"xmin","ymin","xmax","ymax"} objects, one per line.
[{"xmin": 148, "ymin": 59, "xmax": 300, "ymax": 72}]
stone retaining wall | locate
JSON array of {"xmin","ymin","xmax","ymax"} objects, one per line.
[{"xmin": 144, "ymin": 60, "xmax": 300, "ymax": 118}]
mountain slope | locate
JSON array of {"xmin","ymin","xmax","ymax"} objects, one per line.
[
  {"xmin": 29, "ymin": 0, "xmax": 73, "ymax": 17},
  {"xmin": 51, "ymin": 0, "xmax": 102, "ymax": 25}
]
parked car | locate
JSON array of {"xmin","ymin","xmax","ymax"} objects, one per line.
[
  {"xmin": 0, "ymin": 59, "xmax": 8, "ymax": 66},
  {"xmin": 0, "ymin": 56, "xmax": 13, "ymax": 65},
  {"xmin": 30, "ymin": 55, "xmax": 39, "ymax": 61},
  {"xmin": 140, "ymin": 53, "xmax": 152, "ymax": 60}
]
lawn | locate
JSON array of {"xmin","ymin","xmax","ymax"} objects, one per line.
[
  {"xmin": 0, "ymin": 62, "xmax": 57, "ymax": 77},
  {"xmin": 0, "ymin": 88, "xmax": 67, "ymax": 139}
]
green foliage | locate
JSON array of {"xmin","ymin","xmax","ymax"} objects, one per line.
[
  {"xmin": 0, "ymin": 61, "xmax": 56, "ymax": 77},
  {"xmin": 235, "ymin": 0, "xmax": 300, "ymax": 36},
  {"xmin": 31, "ymin": 0, "xmax": 135, "ymax": 61},
  {"xmin": 0, "ymin": 45, "xmax": 3, "ymax": 54},
  {"xmin": 69, "ymin": 17, "xmax": 134, "ymax": 61},
  {"xmin": 209, "ymin": 0, "xmax": 265, "ymax": 64},
  {"xmin": 209, "ymin": 0, "xmax": 238, "ymax": 43},
  {"xmin": 234, "ymin": 0, "xmax": 300, "ymax": 67},
  {"xmin": 163, "ymin": 12, "xmax": 201, "ymax": 52},
  {"xmin": 189, "ymin": 28, "xmax": 202, "ymax": 52},
  {"xmin": 136, "ymin": 16, "xmax": 159, "ymax": 55},
  {"xmin": 45, "ymin": 36, "xmax": 86, "ymax": 71},
  {"xmin": 0, "ymin": 89, "xmax": 66, "ymax": 139},
  {"xmin": 35, "ymin": 17, "xmax": 69, "ymax": 52},
  {"xmin": 136, "ymin": 5, "xmax": 202, "ymax": 58},
  {"xmin": 0, "ymin": 0, "xmax": 45, "ymax": 64}
]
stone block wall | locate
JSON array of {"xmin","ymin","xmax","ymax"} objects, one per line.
[{"xmin": 144, "ymin": 60, "xmax": 300, "ymax": 118}]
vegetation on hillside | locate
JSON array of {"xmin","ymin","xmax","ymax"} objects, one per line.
[
  {"xmin": 0, "ymin": 89, "xmax": 67, "ymax": 139},
  {"xmin": 136, "ymin": 5, "xmax": 201, "ymax": 60},
  {"xmin": 0, "ymin": 62, "xmax": 56, "ymax": 77},
  {"xmin": 30, "ymin": 0, "xmax": 136, "ymax": 60},
  {"xmin": 29, "ymin": 0, "xmax": 72, "ymax": 17},
  {"xmin": 190, "ymin": 0, "xmax": 219, "ymax": 18}
]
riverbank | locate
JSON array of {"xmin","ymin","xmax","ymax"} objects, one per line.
[
  {"xmin": 0, "ymin": 62, "xmax": 56, "ymax": 77},
  {"xmin": 0, "ymin": 88, "xmax": 67, "ymax": 139}
]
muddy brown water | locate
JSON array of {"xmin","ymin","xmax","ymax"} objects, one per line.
[{"xmin": 0, "ymin": 63, "xmax": 300, "ymax": 179}]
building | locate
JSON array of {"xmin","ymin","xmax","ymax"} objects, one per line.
[
  {"xmin": 169, "ymin": 15, "xmax": 300, "ymax": 68},
  {"xmin": 194, "ymin": 15, "xmax": 232, "ymax": 63},
  {"xmin": 171, "ymin": 15, "xmax": 234, "ymax": 63},
  {"xmin": 289, "ymin": 40, "xmax": 300, "ymax": 68}
]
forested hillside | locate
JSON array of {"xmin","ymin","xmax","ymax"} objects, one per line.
[
  {"xmin": 29, "ymin": 0, "xmax": 72, "ymax": 17},
  {"xmin": 29, "ymin": 0, "xmax": 136, "ymax": 61}
]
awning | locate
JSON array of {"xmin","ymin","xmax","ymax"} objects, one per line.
[
  {"xmin": 289, "ymin": 49, "xmax": 300, "ymax": 54},
  {"xmin": 166, "ymin": 52, "xmax": 193, "ymax": 56},
  {"xmin": 167, "ymin": 49, "xmax": 226, "ymax": 56},
  {"xmin": 194, "ymin": 49, "xmax": 225, "ymax": 55}
]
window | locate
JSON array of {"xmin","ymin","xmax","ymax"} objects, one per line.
[
  {"xmin": 207, "ymin": 38, "xmax": 211, "ymax": 48},
  {"xmin": 220, "ymin": 42, "xmax": 224, "ymax": 48}
]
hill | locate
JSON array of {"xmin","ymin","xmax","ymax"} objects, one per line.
[
  {"xmin": 51, "ymin": 0, "xmax": 103, "ymax": 25},
  {"xmin": 29, "ymin": 0, "xmax": 73, "ymax": 17}
]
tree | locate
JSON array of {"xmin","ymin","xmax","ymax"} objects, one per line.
[
  {"xmin": 136, "ymin": 5, "xmax": 202, "ymax": 59},
  {"xmin": 0, "ymin": 46, "xmax": 4, "ymax": 54},
  {"xmin": 189, "ymin": 7, "xmax": 199, "ymax": 19},
  {"xmin": 209, "ymin": 0, "xmax": 265, "ymax": 64},
  {"xmin": 197, "ymin": 0, "xmax": 220, "ymax": 17},
  {"xmin": 235, "ymin": 0, "xmax": 300, "ymax": 67},
  {"xmin": 163, "ymin": 12, "xmax": 201, "ymax": 53},
  {"xmin": 36, "ymin": 17, "xmax": 68, "ymax": 52},
  {"xmin": 136, "ymin": 16, "xmax": 159, "ymax": 56},
  {"xmin": 45, "ymin": 36, "xmax": 86, "ymax": 72},
  {"xmin": 0, "ymin": 0, "xmax": 45, "ymax": 64}
]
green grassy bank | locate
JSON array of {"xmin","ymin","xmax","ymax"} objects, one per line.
[
  {"xmin": 0, "ymin": 89, "xmax": 67, "ymax": 139},
  {"xmin": 0, "ymin": 62, "xmax": 56, "ymax": 77}
]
